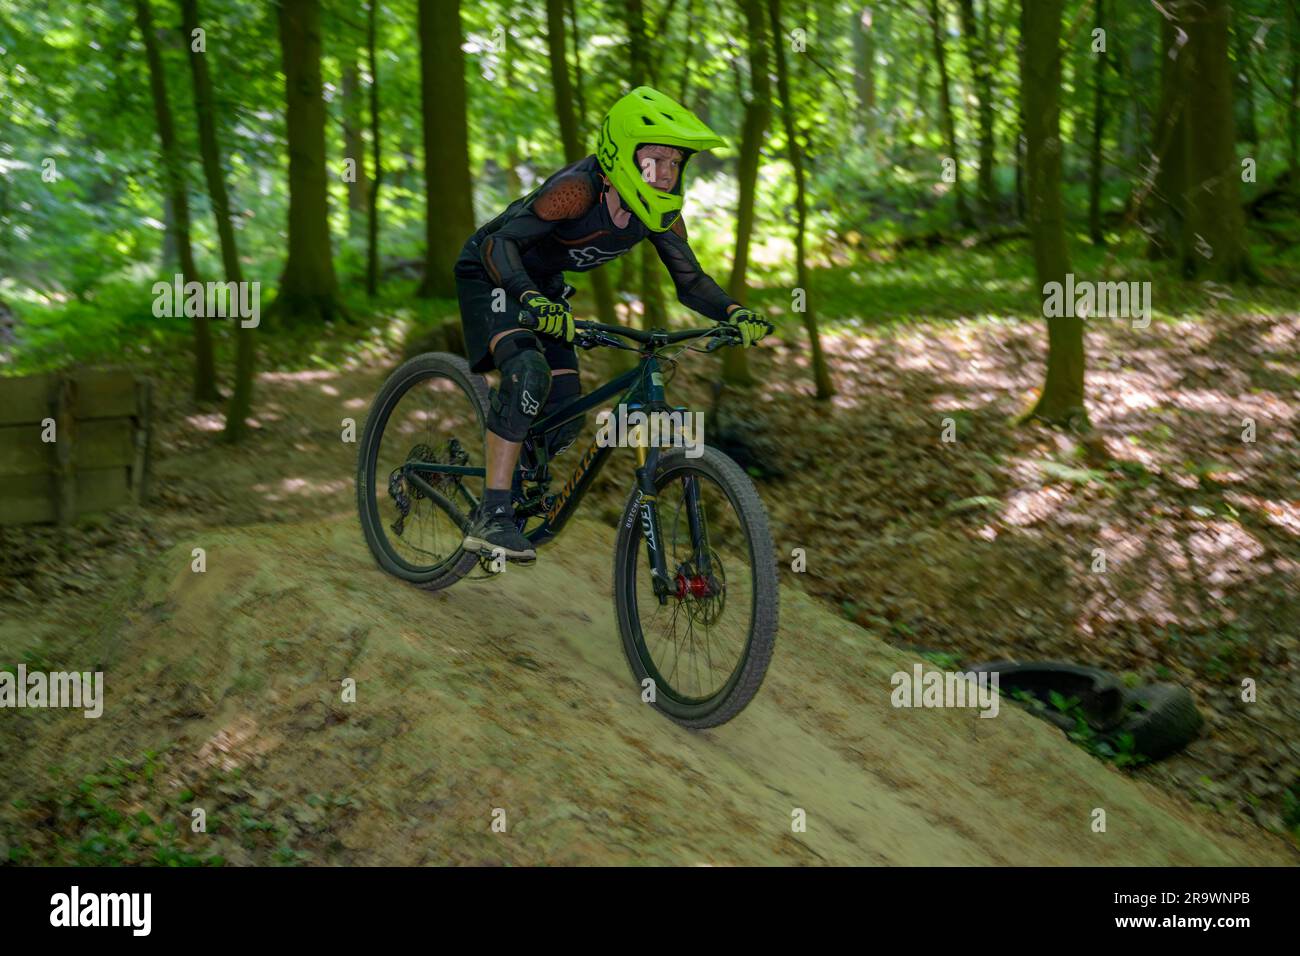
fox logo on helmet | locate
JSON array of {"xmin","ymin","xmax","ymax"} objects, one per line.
[{"xmin": 597, "ymin": 115, "xmax": 618, "ymax": 172}]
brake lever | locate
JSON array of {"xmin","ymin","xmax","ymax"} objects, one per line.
[{"xmin": 703, "ymin": 326, "xmax": 742, "ymax": 352}]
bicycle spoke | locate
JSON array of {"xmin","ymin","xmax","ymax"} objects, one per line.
[{"xmin": 632, "ymin": 467, "xmax": 754, "ymax": 705}]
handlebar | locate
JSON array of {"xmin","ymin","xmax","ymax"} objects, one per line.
[{"xmin": 516, "ymin": 310, "xmax": 768, "ymax": 352}]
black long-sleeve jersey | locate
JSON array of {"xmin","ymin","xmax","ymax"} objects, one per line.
[{"xmin": 453, "ymin": 154, "xmax": 738, "ymax": 321}]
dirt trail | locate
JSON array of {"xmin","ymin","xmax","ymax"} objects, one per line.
[{"xmin": 4, "ymin": 514, "xmax": 1294, "ymax": 865}]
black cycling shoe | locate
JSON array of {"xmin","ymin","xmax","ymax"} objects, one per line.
[{"xmin": 462, "ymin": 503, "xmax": 537, "ymax": 563}]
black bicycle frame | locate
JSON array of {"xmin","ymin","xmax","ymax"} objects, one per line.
[{"xmin": 405, "ymin": 351, "xmax": 677, "ymax": 592}]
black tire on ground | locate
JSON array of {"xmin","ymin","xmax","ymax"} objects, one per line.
[
  {"xmin": 968, "ymin": 660, "xmax": 1126, "ymax": 732},
  {"xmin": 1106, "ymin": 683, "xmax": 1204, "ymax": 761},
  {"xmin": 356, "ymin": 351, "xmax": 489, "ymax": 592},
  {"xmin": 612, "ymin": 446, "xmax": 779, "ymax": 730}
]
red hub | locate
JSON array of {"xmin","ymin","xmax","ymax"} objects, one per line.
[{"xmin": 675, "ymin": 573, "xmax": 713, "ymax": 600}]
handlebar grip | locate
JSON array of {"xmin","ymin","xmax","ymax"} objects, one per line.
[{"xmin": 517, "ymin": 310, "xmax": 539, "ymax": 330}]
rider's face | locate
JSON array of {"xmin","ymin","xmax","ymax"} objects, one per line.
[{"xmin": 636, "ymin": 145, "xmax": 684, "ymax": 192}]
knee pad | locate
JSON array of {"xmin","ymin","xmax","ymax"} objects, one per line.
[
  {"xmin": 543, "ymin": 373, "xmax": 585, "ymax": 458},
  {"xmin": 488, "ymin": 339, "xmax": 552, "ymax": 442}
]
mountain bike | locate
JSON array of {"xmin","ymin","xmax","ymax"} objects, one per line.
[{"xmin": 356, "ymin": 314, "xmax": 778, "ymax": 728}]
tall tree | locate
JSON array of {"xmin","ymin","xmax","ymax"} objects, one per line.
[
  {"xmin": 1290, "ymin": 0, "xmax": 1299, "ymax": 175},
  {"xmin": 544, "ymin": 0, "xmax": 620, "ymax": 347},
  {"xmin": 341, "ymin": 60, "xmax": 371, "ymax": 236},
  {"xmin": 1147, "ymin": 2, "xmax": 1190, "ymax": 263},
  {"xmin": 622, "ymin": 0, "xmax": 670, "ymax": 329},
  {"xmin": 502, "ymin": 48, "xmax": 523, "ymax": 199},
  {"xmin": 179, "ymin": 0, "xmax": 255, "ymax": 440},
  {"xmin": 415, "ymin": 0, "xmax": 475, "ymax": 298},
  {"xmin": 365, "ymin": 0, "xmax": 381, "ymax": 298},
  {"xmin": 1232, "ymin": 8, "xmax": 1258, "ymax": 145},
  {"xmin": 1022, "ymin": 0, "xmax": 1084, "ymax": 427},
  {"xmin": 722, "ymin": 0, "xmax": 772, "ymax": 387},
  {"xmin": 958, "ymin": 0, "xmax": 996, "ymax": 217},
  {"xmin": 851, "ymin": 6, "xmax": 876, "ymax": 140},
  {"xmin": 768, "ymin": 0, "xmax": 834, "ymax": 400},
  {"xmin": 1012, "ymin": 0, "xmax": 1026, "ymax": 219},
  {"xmin": 1087, "ymin": 0, "xmax": 1106, "ymax": 246},
  {"xmin": 276, "ymin": 0, "xmax": 344, "ymax": 323},
  {"xmin": 928, "ymin": 0, "xmax": 971, "ymax": 227},
  {"xmin": 1184, "ymin": 0, "xmax": 1254, "ymax": 280},
  {"xmin": 568, "ymin": 0, "xmax": 589, "ymax": 136},
  {"xmin": 134, "ymin": 0, "xmax": 218, "ymax": 403}
]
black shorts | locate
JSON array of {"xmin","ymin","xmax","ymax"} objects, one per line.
[{"xmin": 456, "ymin": 273, "xmax": 578, "ymax": 376}]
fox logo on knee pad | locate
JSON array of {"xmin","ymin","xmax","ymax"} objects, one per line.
[{"xmin": 520, "ymin": 390, "xmax": 541, "ymax": 416}]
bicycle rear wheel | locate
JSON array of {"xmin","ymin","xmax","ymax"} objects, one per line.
[
  {"xmin": 612, "ymin": 446, "xmax": 779, "ymax": 728},
  {"xmin": 356, "ymin": 352, "xmax": 488, "ymax": 591}
]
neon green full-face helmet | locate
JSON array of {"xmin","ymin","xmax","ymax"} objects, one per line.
[{"xmin": 595, "ymin": 86, "xmax": 726, "ymax": 232}]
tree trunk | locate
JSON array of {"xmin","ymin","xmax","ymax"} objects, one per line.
[
  {"xmin": 342, "ymin": 60, "xmax": 371, "ymax": 236},
  {"xmin": 568, "ymin": 0, "xmax": 589, "ymax": 137},
  {"xmin": 162, "ymin": 193, "xmax": 178, "ymax": 274},
  {"xmin": 723, "ymin": 0, "xmax": 772, "ymax": 387},
  {"xmin": 1232, "ymin": 9, "xmax": 1257, "ymax": 144},
  {"xmin": 135, "ymin": 0, "xmax": 218, "ymax": 403},
  {"xmin": 915, "ymin": 18, "xmax": 931, "ymax": 125},
  {"xmin": 1290, "ymin": 0, "xmax": 1299, "ymax": 175},
  {"xmin": 416, "ymin": 0, "xmax": 475, "ymax": 298},
  {"xmin": 958, "ymin": 0, "xmax": 996, "ymax": 218},
  {"xmin": 768, "ymin": 0, "xmax": 833, "ymax": 400},
  {"xmin": 679, "ymin": 0, "xmax": 697, "ymax": 101},
  {"xmin": 929, "ymin": 0, "xmax": 971, "ymax": 227},
  {"xmin": 502, "ymin": 52, "xmax": 523, "ymax": 199},
  {"xmin": 1147, "ymin": 4, "xmax": 1190, "ymax": 264},
  {"xmin": 622, "ymin": 0, "xmax": 668, "ymax": 328},
  {"xmin": 547, "ymin": 0, "xmax": 581, "ymax": 161},
  {"xmin": 1013, "ymin": 0, "xmax": 1025, "ymax": 219},
  {"xmin": 851, "ymin": 6, "xmax": 875, "ymax": 140},
  {"xmin": 545, "ymin": 0, "xmax": 620, "ymax": 352},
  {"xmin": 1126, "ymin": 22, "xmax": 1154, "ymax": 168},
  {"xmin": 1022, "ymin": 0, "xmax": 1085, "ymax": 428},
  {"xmin": 1183, "ymin": 0, "xmax": 1253, "ymax": 281},
  {"xmin": 277, "ymin": 0, "xmax": 344, "ymax": 324},
  {"xmin": 1087, "ymin": 0, "xmax": 1105, "ymax": 246},
  {"xmin": 366, "ymin": 0, "xmax": 381, "ymax": 298},
  {"xmin": 179, "ymin": 0, "xmax": 255, "ymax": 439}
]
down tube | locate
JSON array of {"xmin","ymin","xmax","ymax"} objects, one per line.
[{"xmin": 528, "ymin": 440, "xmax": 614, "ymax": 544}]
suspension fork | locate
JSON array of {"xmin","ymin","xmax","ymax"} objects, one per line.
[
  {"xmin": 636, "ymin": 443, "xmax": 673, "ymax": 601},
  {"xmin": 682, "ymin": 473, "xmax": 713, "ymax": 577}
]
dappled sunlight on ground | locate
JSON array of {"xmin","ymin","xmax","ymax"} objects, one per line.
[
  {"xmin": 644, "ymin": 300, "xmax": 1299, "ymax": 838},
  {"xmin": 183, "ymin": 412, "xmax": 226, "ymax": 433}
]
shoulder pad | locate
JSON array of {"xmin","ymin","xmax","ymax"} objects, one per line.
[{"xmin": 533, "ymin": 173, "xmax": 597, "ymax": 221}]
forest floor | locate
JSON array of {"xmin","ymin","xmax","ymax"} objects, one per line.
[{"xmin": 1, "ymin": 247, "xmax": 1298, "ymax": 863}]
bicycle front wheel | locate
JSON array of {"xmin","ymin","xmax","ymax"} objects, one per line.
[{"xmin": 612, "ymin": 446, "xmax": 779, "ymax": 728}]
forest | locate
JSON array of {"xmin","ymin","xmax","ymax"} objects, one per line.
[{"xmin": 0, "ymin": 0, "xmax": 1298, "ymax": 868}]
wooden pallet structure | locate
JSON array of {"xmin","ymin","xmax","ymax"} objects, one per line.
[{"xmin": 0, "ymin": 369, "xmax": 153, "ymax": 526}]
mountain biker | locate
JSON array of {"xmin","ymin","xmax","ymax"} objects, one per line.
[{"xmin": 453, "ymin": 85, "xmax": 770, "ymax": 564}]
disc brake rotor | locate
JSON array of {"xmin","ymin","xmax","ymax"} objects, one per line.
[{"xmin": 674, "ymin": 548, "xmax": 727, "ymax": 626}]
